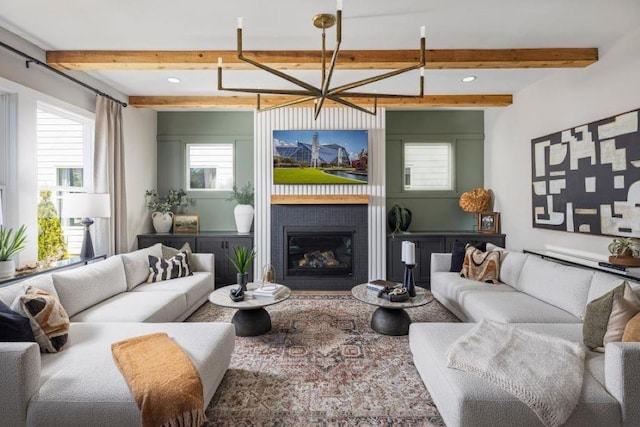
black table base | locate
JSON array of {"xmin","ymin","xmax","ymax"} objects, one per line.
[
  {"xmin": 371, "ymin": 307, "xmax": 411, "ymax": 336},
  {"xmin": 231, "ymin": 307, "xmax": 272, "ymax": 337}
]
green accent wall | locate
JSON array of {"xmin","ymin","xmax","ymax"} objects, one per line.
[
  {"xmin": 386, "ymin": 110, "xmax": 484, "ymax": 231},
  {"xmin": 156, "ymin": 111, "xmax": 254, "ymax": 231}
]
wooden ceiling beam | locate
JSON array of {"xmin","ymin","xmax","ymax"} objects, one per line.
[
  {"xmin": 128, "ymin": 94, "xmax": 513, "ymax": 109},
  {"xmin": 46, "ymin": 48, "xmax": 597, "ymax": 71}
]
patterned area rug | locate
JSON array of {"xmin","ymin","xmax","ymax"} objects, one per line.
[{"xmin": 186, "ymin": 293, "xmax": 459, "ymax": 426}]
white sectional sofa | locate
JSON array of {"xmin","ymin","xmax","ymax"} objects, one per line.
[
  {"xmin": 0, "ymin": 243, "xmax": 235, "ymax": 427},
  {"xmin": 409, "ymin": 249, "xmax": 640, "ymax": 427}
]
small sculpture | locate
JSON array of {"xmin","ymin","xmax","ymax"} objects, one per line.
[{"xmin": 229, "ymin": 285, "xmax": 245, "ymax": 302}]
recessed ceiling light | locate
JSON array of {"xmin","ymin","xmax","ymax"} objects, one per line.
[
  {"xmin": 461, "ymin": 76, "xmax": 477, "ymax": 83},
  {"xmin": 167, "ymin": 77, "xmax": 181, "ymax": 83}
]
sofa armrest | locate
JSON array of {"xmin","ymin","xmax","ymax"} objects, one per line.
[
  {"xmin": 605, "ymin": 342, "xmax": 640, "ymax": 426},
  {"xmin": 431, "ymin": 253, "xmax": 452, "ymax": 274},
  {"xmin": 0, "ymin": 342, "xmax": 41, "ymax": 427},
  {"xmin": 193, "ymin": 253, "xmax": 214, "ymax": 274}
]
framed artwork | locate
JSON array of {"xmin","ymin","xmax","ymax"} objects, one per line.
[
  {"xmin": 478, "ymin": 212, "xmax": 500, "ymax": 233},
  {"xmin": 173, "ymin": 214, "xmax": 199, "ymax": 234},
  {"xmin": 272, "ymin": 129, "xmax": 368, "ymax": 185},
  {"xmin": 531, "ymin": 108, "xmax": 640, "ymax": 237}
]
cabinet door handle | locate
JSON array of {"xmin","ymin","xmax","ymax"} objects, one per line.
[{"xmin": 221, "ymin": 241, "xmax": 225, "ymax": 249}]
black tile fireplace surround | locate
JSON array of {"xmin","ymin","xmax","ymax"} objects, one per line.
[{"xmin": 271, "ymin": 205, "xmax": 368, "ymax": 290}]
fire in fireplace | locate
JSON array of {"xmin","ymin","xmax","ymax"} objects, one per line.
[{"xmin": 287, "ymin": 232, "xmax": 353, "ymax": 276}]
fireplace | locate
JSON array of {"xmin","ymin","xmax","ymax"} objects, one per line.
[
  {"xmin": 286, "ymin": 229, "xmax": 353, "ymax": 277},
  {"xmin": 271, "ymin": 204, "xmax": 368, "ymax": 290}
]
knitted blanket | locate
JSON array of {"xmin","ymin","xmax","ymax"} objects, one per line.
[
  {"xmin": 112, "ymin": 333, "xmax": 205, "ymax": 427},
  {"xmin": 446, "ymin": 320, "xmax": 586, "ymax": 427}
]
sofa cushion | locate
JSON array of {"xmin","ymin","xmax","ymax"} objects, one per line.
[
  {"xmin": 121, "ymin": 243, "xmax": 163, "ymax": 290},
  {"xmin": 132, "ymin": 272, "xmax": 213, "ymax": 309},
  {"xmin": 0, "ymin": 300, "xmax": 36, "ymax": 342},
  {"xmin": 70, "ymin": 291, "xmax": 187, "ymax": 323},
  {"xmin": 147, "ymin": 251, "xmax": 192, "ymax": 283},
  {"xmin": 485, "ymin": 246, "xmax": 529, "ymax": 287},
  {"xmin": 0, "ymin": 274, "xmax": 58, "ymax": 306},
  {"xmin": 623, "ymin": 312, "xmax": 640, "ymax": 342},
  {"xmin": 461, "ymin": 246, "xmax": 501, "ymax": 283},
  {"xmin": 588, "ymin": 271, "xmax": 640, "ymax": 304},
  {"xmin": 517, "ymin": 255, "xmax": 593, "ymax": 319},
  {"xmin": 583, "ymin": 281, "xmax": 640, "ymax": 352},
  {"xmin": 19, "ymin": 286, "xmax": 69, "ymax": 353},
  {"xmin": 462, "ymin": 290, "xmax": 582, "ymax": 323},
  {"xmin": 409, "ymin": 323, "xmax": 621, "ymax": 427},
  {"xmin": 52, "ymin": 256, "xmax": 127, "ymax": 318},
  {"xmin": 450, "ymin": 240, "xmax": 487, "ymax": 272},
  {"xmin": 28, "ymin": 322, "xmax": 235, "ymax": 427}
]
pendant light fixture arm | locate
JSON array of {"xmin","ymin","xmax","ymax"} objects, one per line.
[
  {"xmin": 328, "ymin": 94, "xmax": 376, "ymax": 116},
  {"xmin": 258, "ymin": 95, "xmax": 319, "ymax": 112}
]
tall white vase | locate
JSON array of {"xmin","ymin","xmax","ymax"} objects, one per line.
[
  {"xmin": 0, "ymin": 259, "xmax": 15, "ymax": 279},
  {"xmin": 234, "ymin": 204, "xmax": 254, "ymax": 234},
  {"xmin": 152, "ymin": 212, "xmax": 173, "ymax": 233}
]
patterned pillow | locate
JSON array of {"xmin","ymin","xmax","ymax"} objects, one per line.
[
  {"xmin": 147, "ymin": 251, "xmax": 192, "ymax": 283},
  {"xmin": 162, "ymin": 242, "xmax": 197, "ymax": 272},
  {"xmin": 461, "ymin": 244, "xmax": 501, "ymax": 284},
  {"xmin": 583, "ymin": 281, "xmax": 640, "ymax": 352},
  {"xmin": 19, "ymin": 286, "xmax": 69, "ymax": 353}
]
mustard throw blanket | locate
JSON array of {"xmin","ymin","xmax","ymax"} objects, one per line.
[{"xmin": 112, "ymin": 333, "xmax": 206, "ymax": 427}]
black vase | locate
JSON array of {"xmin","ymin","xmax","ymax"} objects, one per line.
[
  {"xmin": 388, "ymin": 208, "xmax": 412, "ymax": 232},
  {"xmin": 237, "ymin": 272, "xmax": 249, "ymax": 292}
]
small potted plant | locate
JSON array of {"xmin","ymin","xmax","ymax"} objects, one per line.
[
  {"xmin": 608, "ymin": 237, "xmax": 640, "ymax": 266},
  {"xmin": 228, "ymin": 246, "xmax": 256, "ymax": 301},
  {"xmin": 145, "ymin": 189, "xmax": 194, "ymax": 233},
  {"xmin": 0, "ymin": 225, "xmax": 27, "ymax": 279},
  {"xmin": 387, "ymin": 203, "xmax": 412, "ymax": 235},
  {"xmin": 227, "ymin": 182, "xmax": 254, "ymax": 234}
]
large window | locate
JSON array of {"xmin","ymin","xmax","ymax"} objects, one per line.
[
  {"xmin": 404, "ymin": 142, "xmax": 454, "ymax": 191},
  {"xmin": 186, "ymin": 143, "xmax": 234, "ymax": 191},
  {"xmin": 36, "ymin": 103, "xmax": 94, "ymax": 256}
]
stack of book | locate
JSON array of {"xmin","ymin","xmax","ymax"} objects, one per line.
[
  {"xmin": 250, "ymin": 284, "xmax": 287, "ymax": 299},
  {"xmin": 366, "ymin": 279, "xmax": 398, "ymax": 292}
]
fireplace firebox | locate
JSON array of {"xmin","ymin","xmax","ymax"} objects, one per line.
[{"xmin": 287, "ymin": 231, "xmax": 353, "ymax": 277}]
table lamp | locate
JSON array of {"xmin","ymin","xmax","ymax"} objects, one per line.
[{"xmin": 62, "ymin": 193, "xmax": 111, "ymax": 259}]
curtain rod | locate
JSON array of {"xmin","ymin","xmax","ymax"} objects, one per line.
[{"xmin": 0, "ymin": 40, "xmax": 127, "ymax": 107}]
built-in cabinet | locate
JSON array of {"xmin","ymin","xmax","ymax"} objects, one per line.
[
  {"xmin": 387, "ymin": 232, "xmax": 506, "ymax": 287},
  {"xmin": 137, "ymin": 232, "xmax": 254, "ymax": 288}
]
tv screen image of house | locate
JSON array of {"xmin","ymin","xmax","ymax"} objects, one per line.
[{"xmin": 273, "ymin": 129, "xmax": 369, "ymax": 185}]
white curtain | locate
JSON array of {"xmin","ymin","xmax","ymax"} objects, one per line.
[{"xmin": 94, "ymin": 96, "xmax": 127, "ymax": 255}]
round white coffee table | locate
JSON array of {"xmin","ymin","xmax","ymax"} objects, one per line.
[
  {"xmin": 351, "ymin": 283, "xmax": 433, "ymax": 336},
  {"xmin": 209, "ymin": 283, "xmax": 291, "ymax": 337}
]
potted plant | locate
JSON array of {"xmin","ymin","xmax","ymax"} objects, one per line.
[
  {"xmin": 228, "ymin": 246, "xmax": 256, "ymax": 296},
  {"xmin": 145, "ymin": 189, "xmax": 194, "ymax": 233},
  {"xmin": 0, "ymin": 225, "xmax": 27, "ymax": 278},
  {"xmin": 608, "ymin": 237, "xmax": 640, "ymax": 266},
  {"xmin": 227, "ymin": 182, "xmax": 254, "ymax": 234},
  {"xmin": 387, "ymin": 203, "xmax": 412, "ymax": 235}
]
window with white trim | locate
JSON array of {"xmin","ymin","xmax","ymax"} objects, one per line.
[
  {"xmin": 36, "ymin": 103, "xmax": 94, "ymax": 256},
  {"xmin": 404, "ymin": 142, "xmax": 454, "ymax": 191},
  {"xmin": 186, "ymin": 143, "xmax": 234, "ymax": 191}
]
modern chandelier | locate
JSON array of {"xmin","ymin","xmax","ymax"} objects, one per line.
[{"xmin": 217, "ymin": 0, "xmax": 426, "ymax": 119}]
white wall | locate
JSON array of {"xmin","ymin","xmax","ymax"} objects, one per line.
[
  {"xmin": 0, "ymin": 26, "xmax": 157, "ymax": 261},
  {"xmin": 485, "ymin": 28, "xmax": 640, "ymax": 258}
]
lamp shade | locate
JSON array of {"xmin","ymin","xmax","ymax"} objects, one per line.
[{"xmin": 62, "ymin": 193, "xmax": 111, "ymax": 219}]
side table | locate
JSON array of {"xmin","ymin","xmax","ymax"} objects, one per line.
[
  {"xmin": 209, "ymin": 283, "xmax": 291, "ymax": 337},
  {"xmin": 351, "ymin": 283, "xmax": 433, "ymax": 336}
]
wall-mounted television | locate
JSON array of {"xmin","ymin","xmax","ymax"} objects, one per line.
[{"xmin": 273, "ymin": 129, "xmax": 368, "ymax": 185}]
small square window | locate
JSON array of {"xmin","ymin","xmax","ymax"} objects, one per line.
[
  {"xmin": 186, "ymin": 143, "xmax": 234, "ymax": 191},
  {"xmin": 404, "ymin": 142, "xmax": 453, "ymax": 191}
]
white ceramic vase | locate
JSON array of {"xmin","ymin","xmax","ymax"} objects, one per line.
[
  {"xmin": 0, "ymin": 259, "xmax": 15, "ymax": 279},
  {"xmin": 234, "ymin": 204, "xmax": 254, "ymax": 234},
  {"xmin": 152, "ymin": 212, "xmax": 173, "ymax": 233}
]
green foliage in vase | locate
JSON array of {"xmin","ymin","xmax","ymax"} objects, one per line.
[
  {"xmin": 38, "ymin": 190, "xmax": 68, "ymax": 261},
  {"xmin": 389, "ymin": 203, "xmax": 410, "ymax": 234},
  {"xmin": 226, "ymin": 182, "xmax": 254, "ymax": 206},
  {"xmin": 608, "ymin": 237, "xmax": 640, "ymax": 257},
  {"xmin": 228, "ymin": 246, "xmax": 257, "ymax": 274},
  {"xmin": 145, "ymin": 189, "xmax": 195, "ymax": 213},
  {"xmin": 0, "ymin": 224, "xmax": 27, "ymax": 261}
]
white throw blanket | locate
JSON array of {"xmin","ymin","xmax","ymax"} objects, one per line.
[{"xmin": 446, "ymin": 320, "xmax": 586, "ymax": 427}]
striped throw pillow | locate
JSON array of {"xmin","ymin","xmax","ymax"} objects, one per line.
[
  {"xmin": 147, "ymin": 251, "xmax": 192, "ymax": 283},
  {"xmin": 461, "ymin": 244, "xmax": 501, "ymax": 284}
]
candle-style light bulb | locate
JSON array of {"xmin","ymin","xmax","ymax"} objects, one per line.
[
  {"xmin": 420, "ymin": 68, "xmax": 424, "ymax": 77},
  {"xmin": 237, "ymin": 17, "xmax": 243, "ymax": 29},
  {"xmin": 218, "ymin": 57, "xmax": 222, "ymax": 67},
  {"xmin": 420, "ymin": 26, "xmax": 426, "ymax": 38},
  {"xmin": 337, "ymin": 0, "xmax": 343, "ymax": 11}
]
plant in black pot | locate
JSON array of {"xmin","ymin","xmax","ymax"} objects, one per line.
[
  {"xmin": 228, "ymin": 246, "xmax": 257, "ymax": 301},
  {"xmin": 388, "ymin": 203, "xmax": 412, "ymax": 235}
]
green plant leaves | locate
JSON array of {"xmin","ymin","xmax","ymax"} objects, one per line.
[
  {"xmin": 228, "ymin": 246, "xmax": 257, "ymax": 274},
  {"xmin": 0, "ymin": 225, "xmax": 27, "ymax": 261}
]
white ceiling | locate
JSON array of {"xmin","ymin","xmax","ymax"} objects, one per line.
[{"xmin": 0, "ymin": 0, "xmax": 639, "ymax": 108}]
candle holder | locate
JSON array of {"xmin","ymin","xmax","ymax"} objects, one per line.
[{"xmin": 403, "ymin": 263, "xmax": 416, "ymax": 297}]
